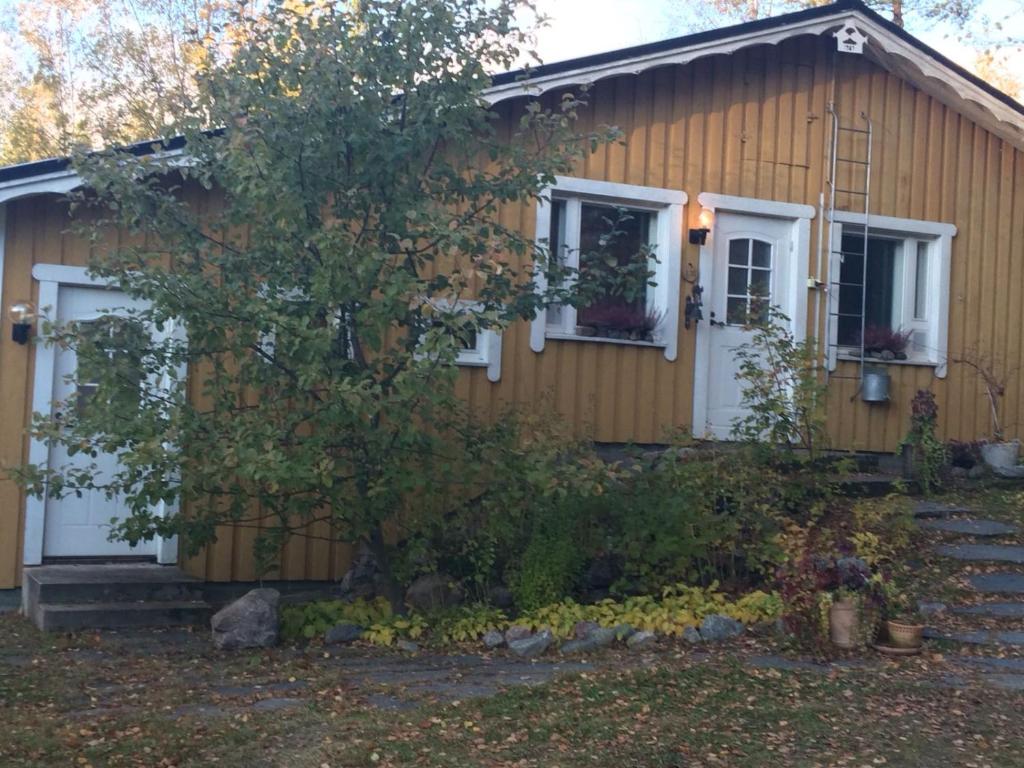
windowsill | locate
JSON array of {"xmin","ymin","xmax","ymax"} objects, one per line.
[
  {"xmin": 545, "ymin": 332, "xmax": 667, "ymax": 349},
  {"xmin": 836, "ymin": 353, "xmax": 939, "ymax": 368}
]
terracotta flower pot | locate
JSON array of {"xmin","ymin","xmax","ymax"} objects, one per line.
[
  {"xmin": 885, "ymin": 619, "xmax": 924, "ymax": 649},
  {"xmin": 829, "ymin": 598, "xmax": 859, "ymax": 649}
]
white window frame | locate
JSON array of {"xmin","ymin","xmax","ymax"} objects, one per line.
[
  {"xmin": 827, "ymin": 211, "xmax": 956, "ymax": 376},
  {"xmin": 418, "ymin": 298, "xmax": 502, "ymax": 382},
  {"xmin": 530, "ymin": 176, "xmax": 686, "ymax": 362}
]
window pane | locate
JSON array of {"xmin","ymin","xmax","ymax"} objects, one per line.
[
  {"xmin": 728, "ymin": 239, "xmax": 749, "ymax": 265},
  {"xmin": 837, "ymin": 233, "xmax": 897, "ymax": 346},
  {"xmin": 578, "ymin": 204, "xmax": 652, "ymax": 330},
  {"xmin": 727, "ymin": 266, "xmax": 748, "ymax": 295},
  {"xmin": 726, "ymin": 297, "xmax": 747, "ymax": 325},
  {"xmin": 751, "ymin": 240, "xmax": 772, "ymax": 268},
  {"xmin": 549, "ymin": 200, "xmax": 566, "ymax": 262},
  {"xmin": 914, "ymin": 241, "xmax": 928, "ymax": 320},
  {"xmin": 749, "ymin": 269, "xmax": 770, "ymax": 297}
]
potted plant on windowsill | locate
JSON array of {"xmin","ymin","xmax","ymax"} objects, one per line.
[
  {"xmin": 861, "ymin": 325, "xmax": 912, "ymax": 361},
  {"xmin": 576, "ymin": 305, "xmax": 663, "ymax": 343},
  {"xmin": 954, "ymin": 349, "xmax": 1019, "ymax": 473}
]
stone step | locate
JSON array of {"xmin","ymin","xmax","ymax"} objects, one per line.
[
  {"xmin": 934, "ymin": 544, "xmax": 1024, "ymax": 564},
  {"xmin": 918, "ymin": 519, "xmax": 1019, "ymax": 537},
  {"xmin": 24, "ymin": 564, "xmax": 204, "ymax": 607},
  {"xmin": 923, "ymin": 627, "xmax": 1024, "ymax": 646},
  {"xmin": 968, "ymin": 573, "xmax": 1024, "ymax": 594},
  {"xmin": 36, "ymin": 600, "xmax": 212, "ymax": 632},
  {"xmin": 951, "ymin": 602, "xmax": 1024, "ymax": 618},
  {"xmin": 954, "ymin": 656, "xmax": 1024, "ymax": 673},
  {"xmin": 913, "ymin": 501, "xmax": 976, "ymax": 520}
]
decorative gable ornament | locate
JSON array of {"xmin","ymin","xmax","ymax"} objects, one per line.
[{"xmin": 834, "ymin": 24, "xmax": 868, "ymax": 54}]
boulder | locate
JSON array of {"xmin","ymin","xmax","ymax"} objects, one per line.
[
  {"xmin": 699, "ymin": 614, "xmax": 745, "ymax": 642},
  {"xmin": 324, "ymin": 622, "xmax": 363, "ymax": 645},
  {"xmin": 396, "ymin": 639, "xmax": 420, "ymax": 653},
  {"xmin": 626, "ymin": 630, "xmax": 656, "ymax": 650},
  {"xmin": 211, "ymin": 588, "xmax": 280, "ymax": 650},
  {"xmin": 504, "ymin": 625, "xmax": 532, "ymax": 644},
  {"xmin": 338, "ymin": 547, "xmax": 381, "ymax": 600},
  {"xmin": 573, "ymin": 620, "xmax": 600, "ymax": 639},
  {"xmin": 509, "ymin": 629, "xmax": 554, "ymax": 658},
  {"xmin": 405, "ymin": 574, "xmax": 463, "ymax": 613},
  {"xmin": 560, "ymin": 627, "xmax": 616, "ymax": 655},
  {"xmin": 482, "ymin": 629, "xmax": 505, "ymax": 649}
]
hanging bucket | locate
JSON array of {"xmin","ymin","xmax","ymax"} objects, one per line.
[{"xmin": 861, "ymin": 367, "xmax": 890, "ymax": 403}]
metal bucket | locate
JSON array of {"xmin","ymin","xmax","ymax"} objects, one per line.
[{"xmin": 861, "ymin": 367, "xmax": 890, "ymax": 403}]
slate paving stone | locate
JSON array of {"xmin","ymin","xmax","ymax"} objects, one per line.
[
  {"xmin": 913, "ymin": 501, "xmax": 975, "ymax": 519},
  {"xmin": 954, "ymin": 656, "xmax": 1024, "ymax": 672},
  {"xmin": 919, "ymin": 519, "xmax": 1019, "ymax": 537},
  {"xmin": 935, "ymin": 544, "xmax": 1024, "ymax": 564},
  {"xmin": 983, "ymin": 674, "xmax": 1024, "ymax": 691},
  {"xmin": 951, "ymin": 602, "xmax": 1024, "ymax": 618},
  {"xmin": 923, "ymin": 627, "xmax": 1024, "ymax": 645},
  {"xmin": 212, "ymin": 680, "xmax": 309, "ymax": 697},
  {"xmin": 745, "ymin": 655, "xmax": 876, "ymax": 674},
  {"xmin": 251, "ymin": 697, "xmax": 306, "ymax": 712},
  {"xmin": 969, "ymin": 573, "xmax": 1024, "ymax": 594}
]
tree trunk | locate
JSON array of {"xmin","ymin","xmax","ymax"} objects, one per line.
[
  {"xmin": 366, "ymin": 527, "xmax": 406, "ymax": 614},
  {"xmin": 891, "ymin": 0, "xmax": 904, "ymax": 28}
]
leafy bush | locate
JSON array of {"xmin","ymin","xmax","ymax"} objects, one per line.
[
  {"xmin": 280, "ymin": 597, "xmax": 426, "ymax": 646},
  {"xmin": 902, "ymin": 389, "xmax": 947, "ymax": 494},
  {"xmin": 434, "ymin": 604, "xmax": 509, "ymax": 643}
]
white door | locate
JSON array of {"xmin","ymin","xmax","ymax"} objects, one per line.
[
  {"xmin": 43, "ymin": 286, "xmax": 156, "ymax": 558},
  {"xmin": 703, "ymin": 213, "xmax": 795, "ymax": 440}
]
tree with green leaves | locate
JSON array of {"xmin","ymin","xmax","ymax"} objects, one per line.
[{"xmin": 17, "ymin": 0, "xmax": 621, "ymax": 607}]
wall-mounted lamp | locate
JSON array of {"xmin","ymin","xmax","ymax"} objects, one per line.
[
  {"xmin": 688, "ymin": 208, "xmax": 714, "ymax": 246},
  {"xmin": 8, "ymin": 300, "xmax": 37, "ymax": 345}
]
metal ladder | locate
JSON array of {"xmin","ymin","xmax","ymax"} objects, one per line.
[{"xmin": 824, "ymin": 104, "xmax": 873, "ymax": 394}]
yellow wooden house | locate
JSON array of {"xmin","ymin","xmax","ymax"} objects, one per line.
[{"xmin": 1, "ymin": 0, "xmax": 1022, "ymax": 600}]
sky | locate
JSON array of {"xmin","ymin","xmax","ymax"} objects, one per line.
[{"xmin": 527, "ymin": 0, "xmax": 1023, "ymax": 79}]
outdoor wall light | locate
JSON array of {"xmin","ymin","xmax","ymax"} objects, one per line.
[
  {"xmin": 688, "ymin": 208, "xmax": 714, "ymax": 246},
  {"xmin": 8, "ymin": 300, "xmax": 37, "ymax": 345}
]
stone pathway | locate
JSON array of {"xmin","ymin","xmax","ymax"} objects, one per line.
[{"xmin": 915, "ymin": 500, "xmax": 1024, "ymax": 691}]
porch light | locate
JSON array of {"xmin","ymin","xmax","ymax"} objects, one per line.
[
  {"xmin": 689, "ymin": 208, "xmax": 714, "ymax": 246},
  {"xmin": 8, "ymin": 300, "xmax": 36, "ymax": 345}
]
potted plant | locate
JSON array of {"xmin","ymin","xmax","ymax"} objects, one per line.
[
  {"xmin": 954, "ymin": 349, "xmax": 1019, "ymax": 471},
  {"xmin": 815, "ymin": 555, "xmax": 874, "ymax": 649},
  {"xmin": 900, "ymin": 389, "xmax": 946, "ymax": 494},
  {"xmin": 879, "ymin": 589, "xmax": 925, "ymax": 650},
  {"xmin": 862, "ymin": 325, "xmax": 912, "ymax": 361}
]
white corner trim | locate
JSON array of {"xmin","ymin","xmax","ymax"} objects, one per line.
[
  {"xmin": 530, "ymin": 177, "xmax": 686, "ymax": 361},
  {"xmin": 0, "ymin": 204, "xmax": 6, "ymax": 340},
  {"xmin": 698, "ymin": 192, "xmax": 816, "ymax": 221},
  {"xmin": 828, "ymin": 209, "xmax": 957, "ymax": 238}
]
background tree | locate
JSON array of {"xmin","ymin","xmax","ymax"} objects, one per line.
[{"xmin": 18, "ymin": 0, "xmax": 613, "ymax": 605}]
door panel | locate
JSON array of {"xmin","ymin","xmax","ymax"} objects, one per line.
[
  {"xmin": 43, "ymin": 286, "xmax": 155, "ymax": 558},
  {"xmin": 704, "ymin": 213, "xmax": 794, "ymax": 440}
]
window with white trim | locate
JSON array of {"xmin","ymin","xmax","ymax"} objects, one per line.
[
  {"xmin": 417, "ymin": 298, "xmax": 502, "ymax": 383},
  {"xmin": 830, "ymin": 215, "xmax": 954, "ymax": 372},
  {"xmin": 531, "ymin": 176, "xmax": 685, "ymax": 362}
]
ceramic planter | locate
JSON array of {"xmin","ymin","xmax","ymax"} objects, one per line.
[
  {"xmin": 980, "ymin": 439, "xmax": 1020, "ymax": 470},
  {"xmin": 829, "ymin": 598, "xmax": 859, "ymax": 649}
]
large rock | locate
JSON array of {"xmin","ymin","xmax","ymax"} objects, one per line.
[
  {"xmin": 683, "ymin": 626, "xmax": 702, "ymax": 644},
  {"xmin": 482, "ymin": 629, "xmax": 505, "ymax": 649},
  {"xmin": 504, "ymin": 625, "xmax": 532, "ymax": 644},
  {"xmin": 698, "ymin": 614, "xmax": 744, "ymax": 642},
  {"xmin": 338, "ymin": 547, "xmax": 382, "ymax": 600},
  {"xmin": 324, "ymin": 622, "xmax": 363, "ymax": 645},
  {"xmin": 626, "ymin": 630, "xmax": 657, "ymax": 650},
  {"xmin": 509, "ymin": 629, "xmax": 554, "ymax": 658},
  {"xmin": 405, "ymin": 574, "xmax": 463, "ymax": 613},
  {"xmin": 211, "ymin": 588, "xmax": 280, "ymax": 650},
  {"xmin": 560, "ymin": 627, "xmax": 616, "ymax": 655}
]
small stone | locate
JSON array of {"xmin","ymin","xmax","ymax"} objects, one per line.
[
  {"xmin": 396, "ymin": 639, "xmax": 419, "ymax": 653},
  {"xmin": 917, "ymin": 601, "xmax": 947, "ymax": 617},
  {"xmin": 482, "ymin": 629, "xmax": 505, "ymax": 649},
  {"xmin": 683, "ymin": 626, "xmax": 703, "ymax": 644},
  {"xmin": 698, "ymin": 614, "xmax": 744, "ymax": 642},
  {"xmin": 968, "ymin": 464, "xmax": 987, "ymax": 479},
  {"xmin": 560, "ymin": 627, "xmax": 616, "ymax": 655},
  {"xmin": 880, "ymin": 349, "xmax": 896, "ymax": 361},
  {"xmin": 508, "ymin": 629, "xmax": 553, "ymax": 658},
  {"xmin": 950, "ymin": 466, "xmax": 969, "ymax": 478},
  {"xmin": 994, "ymin": 465, "xmax": 1024, "ymax": 479},
  {"xmin": 504, "ymin": 625, "xmax": 532, "ymax": 644},
  {"xmin": 324, "ymin": 622, "xmax": 363, "ymax": 645},
  {"xmin": 626, "ymin": 630, "xmax": 656, "ymax": 650},
  {"xmin": 573, "ymin": 620, "xmax": 600, "ymax": 639},
  {"xmin": 211, "ymin": 588, "xmax": 280, "ymax": 650}
]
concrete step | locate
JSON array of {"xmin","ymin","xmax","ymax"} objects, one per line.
[
  {"xmin": 918, "ymin": 518, "xmax": 1019, "ymax": 537},
  {"xmin": 36, "ymin": 600, "xmax": 213, "ymax": 632},
  {"xmin": 24, "ymin": 564, "xmax": 204, "ymax": 607},
  {"xmin": 935, "ymin": 544, "xmax": 1024, "ymax": 564}
]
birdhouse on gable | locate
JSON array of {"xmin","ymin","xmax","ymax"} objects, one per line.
[{"xmin": 834, "ymin": 24, "xmax": 868, "ymax": 54}]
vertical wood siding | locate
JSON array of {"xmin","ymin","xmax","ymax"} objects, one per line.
[{"xmin": 2, "ymin": 35, "xmax": 1022, "ymax": 587}]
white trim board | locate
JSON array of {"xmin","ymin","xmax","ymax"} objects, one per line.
[
  {"xmin": 691, "ymin": 193, "xmax": 815, "ymax": 439},
  {"xmin": 23, "ymin": 264, "xmax": 179, "ymax": 565}
]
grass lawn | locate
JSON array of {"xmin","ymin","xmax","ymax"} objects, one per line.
[{"xmin": 2, "ymin": 610, "xmax": 1022, "ymax": 768}]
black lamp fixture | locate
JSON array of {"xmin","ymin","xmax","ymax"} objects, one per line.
[
  {"xmin": 9, "ymin": 300, "xmax": 36, "ymax": 345},
  {"xmin": 688, "ymin": 208, "xmax": 714, "ymax": 246}
]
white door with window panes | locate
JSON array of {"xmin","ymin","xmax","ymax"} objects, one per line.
[
  {"xmin": 42, "ymin": 286, "xmax": 158, "ymax": 558},
  {"xmin": 704, "ymin": 213, "xmax": 794, "ymax": 440}
]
